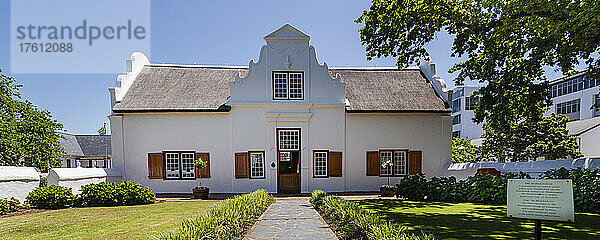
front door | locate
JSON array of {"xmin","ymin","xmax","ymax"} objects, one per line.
[{"xmin": 277, "ymin": 129, "xmax": 301, "ymax": 193}]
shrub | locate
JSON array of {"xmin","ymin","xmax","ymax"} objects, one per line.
[
  {"xmin": 39, "ymin": 177, "xmax": 47, "ymax": 187},
  {"xmin": 159, "ymin": 189, "xmax": 274, "ymax": 240},
  {"xmin": 542, "ymin": 167, "xmax": 600, "ymax": 213},
  {"xmin": 311, "ymin": 190, "xmax": 434, "ymax": 240},
  {"xmin": 0, "ymin": 198, "xmax": 21, "ymax": 214},
  {"xmin": 426, "ymin": 176, "xmax": 464, "ymax": 202},
  {"xmin": 74, "ymin": 181, "xmax": 155, "ymax": 207},
  {"xmin": 395, "ymin": 173, "xmax": 429, "ymax": 201},
  {"xmin": 26, "ymin": 185, "xmax": 74, "ymax": 209}
]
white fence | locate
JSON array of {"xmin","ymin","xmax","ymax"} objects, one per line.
[
  {"xmin": 0, "ymin": 166, "xmax": 40, "ymax": 202},
  {"xmin": 47, "ymin": 168, "xmax": 122, "ymax": 194},
  {"xmin": 446, "ymin": 158, "xmax": 600, "ymax": 180}
]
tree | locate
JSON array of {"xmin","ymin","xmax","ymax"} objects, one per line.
[
  {"xmin": 0, "ymin": 70, "xmax": 63, "ymax": 170},
  {"xmin": 356, "ymin": 0, "xmax": 596, "ymax": 161},
  {"xmin": 452, "ymin": 137, "xmax": 482, "ymax": 163}
]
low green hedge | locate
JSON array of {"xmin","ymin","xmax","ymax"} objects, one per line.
[
  {"xmin": 310, "ymin": 190, "xmax": 434, "ymax": 240},
  {"xmin": 159, "ymin": 189, "xmax": 275, "ymax": 240},
  {"xmin": 0, "ymin": 198, "xmax": 21, "ymax": 214},
  {"xmin": 395, "ymin": 168, "xmax": 600, "ymax": 213},
  {"xmin": 74, "ymin": 181, "xmax": 155, "ymax": 207},
  {"xmin": 26, "ymin": 185, "xmax": 74, "ymax": 209}
]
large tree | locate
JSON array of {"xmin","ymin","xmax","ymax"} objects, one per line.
[
  {"xmin": 0, "ymin": 70, "xmax": 63, "ymax": 170},
  {"xmin": 356, "ymin": 0, "xmax": 595, "ymax": 161}
]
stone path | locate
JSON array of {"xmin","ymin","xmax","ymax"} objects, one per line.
[{"xmin": 244, "ymin": 199, "xmax": 338, "ymax": 240}]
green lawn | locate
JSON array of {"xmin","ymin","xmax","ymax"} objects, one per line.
[
  {"xmin": 0, "ymin": 201, "xmax": 216, "ymax": 240},
  {"xmin": 356, "ymin": 199, "xmax": 600, "ymax": 240}
]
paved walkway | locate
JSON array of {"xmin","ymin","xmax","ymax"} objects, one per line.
[{"xmin": 244, "ymin": 199, "xmax": 338, "ymax": 240}]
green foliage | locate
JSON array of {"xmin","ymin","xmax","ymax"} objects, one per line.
[
  {"xmin": 395, "ymin": 173, "xmax": 429, "ymax": 201},
  {"xmin": 356, "ymin": 0, "xmax": 590, "ymax": 162},
  {"xmin": 26, "ymin": 185, "xmax": 74, "ymax": 209},
  {"xmin": 396, "ymin": 172, "xmax": 531, "ymax": 204},
  {"xmin": 74, "ymin": 181, "xmax": 155, "ymax": 207},
  {"xmin": 0, "ymin": 70, "xmax": 64, "ymax": 170},
  {"xmin": 0, "ymin": 198, "xmax": 21, "ymax": 214},
  {"xmin": 542, "ymin": 167, "xmax": 600, "ymax": 213},
  {"xmin": 311, "ymin": 190, "xmax": 435, "ymax": 240},
  {"xmin": 451, "ymin": 137, "xmax": 482, "ymax": 163},
  {"xmin": 39, "ymin": 176, "xmax": 47, "ymax": 187},
  {"xmin": 194, "ymin": 156, "xmax": 207, "ymax": 170},
  {"xmin": 159, "ymin": 189, "xmax": 274, "ymax": 240}
]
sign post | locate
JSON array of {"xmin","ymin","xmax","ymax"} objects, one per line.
[{"xmin": 507, "ymin": 179, "xmax": 575, "ymax": 239}]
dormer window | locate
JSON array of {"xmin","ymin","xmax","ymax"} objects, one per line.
[{"xmin": 273, "ymin": 71, "xmax": 303, "ymax": 100}]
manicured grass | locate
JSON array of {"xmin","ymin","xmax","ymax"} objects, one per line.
[
  {"xmin": 0, "ymin": 201, "xmax": 215, "ymax": 240},
  {"xmin": 355, "ymin": 199, "xmax": 600, "ymax": 240}
]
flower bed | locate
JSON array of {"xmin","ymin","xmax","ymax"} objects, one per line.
[
  {"xmin": 310, "ymin": 190, "xmax": 434, "ymax": 240},
  {"xmin": 159, "ymin": 189, "xmax": 275, "ymax": 240}
]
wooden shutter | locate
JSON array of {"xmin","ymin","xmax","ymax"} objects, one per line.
[
  {"xmin": 235, "ymin": 152, "xmax": 249, "ymax": 179},
  {"xmin": 148, "ymin": 153, "xmax": 163, "ymax": 179},
  {"xmin": 366, "ymin": 151, "xmax": 380, "ymax": 176},
  {"xmin": 409, "ymin": 151, "xmax": 423, "ymax": 175},
  {"xmin": 328, "ymin": 152, "xmax": 343, "ymax": 177},
  {"xmin": 195, "ymin": 153, "xmax": 210, "ymax": 178}
]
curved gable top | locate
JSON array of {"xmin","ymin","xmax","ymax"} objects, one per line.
[{"xmin": 264, "ymin": 24, "xmax": 310, "ymax": 41}]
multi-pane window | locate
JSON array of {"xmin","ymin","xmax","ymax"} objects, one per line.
[
  {"xmin": 392, "ymin": 151, "xmax": 407, "ymax": 176},
  {"xmin": 181, "ymin": 153, "xmax": 195, "ymax": 179},
  {"xmin": 551, "ymin": 76, "xmax": 598, "ymax": 98},
  {"xmin": 289, "ymin": 73, "xmax": 303, "ymax": 99},
  {"xmin": 273, "ymin": 73, "xmax": 288, "ymax": 99},
  {"xmin": 279, "ymin": 130, "xmax": 300, "ymax": 150},
  {"xmin": 466, "ymin": 96, "xmax": 479, "ymax": 110},
  {"xmin": 452, "ymin": 99, "xmax": 461, "ymax": 113},
  {"xmin": 380, "ymin": 151, "xmax": 407, "ymax": 176},
  {"xmin": 453, "ymin": 114, "xmax": 461, "ymax": 125},
  {"xmin": 314, "ymin": 151, "xmax": 328, "ymax": 177},
  {"xmin": 273, "ymin": 72, "xmax": 303, "ymax": 100},
  {"xmin": 380, "ymin": 151, "xmax": 393, "ymax": 176},
  {"xmin": 279, "ymin": 152, "xmax": 291, "ymax": 162},
  {"xmin": 165, "ymin": 153, "xmax": 180, "ymax": 179},
  {"xmin": 556, "ymin": 99, "xmax": 581, "ymax": 115},
  {"xmin": 250, "ymin": 152, "xmax": 265, "ymax": 179},
  {"xmin": 165, "ymin": 152, "xmax": 197, "ymax": 179}
]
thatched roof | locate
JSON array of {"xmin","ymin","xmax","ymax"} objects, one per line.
[{"xmin": 112, "ymin": 65, "xmax": 449, "ymax": 113}]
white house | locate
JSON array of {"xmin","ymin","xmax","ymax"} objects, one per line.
[{"xmin": 108, "ymin": 24, "xmax": 452, "ymax": 194}]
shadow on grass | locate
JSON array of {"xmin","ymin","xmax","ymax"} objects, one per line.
[{"xmin": 355, "ymin": 199, "xmax": 599, "ymax": 240}]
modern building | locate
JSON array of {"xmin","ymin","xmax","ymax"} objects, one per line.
[
  {"xmin": 107, "ymin": 25, "xmax": 453, "ymax": 194},
  {"xmin": 450, "ymin": 86, "xmax": 483, "ymax": 140},
  {"xmin": 58, "ymin": 133, "xmax": 112, "ymax": 168},
  {"xmin": 545, "ymin": 72, "xmax": 600, "ymax": 121}
]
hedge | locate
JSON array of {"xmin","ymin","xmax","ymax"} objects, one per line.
[
  {"xmin": 0, "ymin": 198, "xmax": 21, "ymax": 215},
  {"xmin": 310, "ymin": 190, "xmax": 434, "ymax": 240},
  {"xmin": 159, "ymin": 189, "xmax": 275, "ymax": 240},
  {"xmin": 395, "ymin": 167, "xmax": 600, "ymax": 213},
  {"xmin": 26, "ymin": 185, "xmax": 74, "ymax": 209},
  {"xmin": 74, "ymin": 181, "xmax": 155, "ymax": 207}
]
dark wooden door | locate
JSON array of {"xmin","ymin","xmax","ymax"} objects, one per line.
[{"xmin": 277, "ymin": 129, "xmax": 301, "ymax": 193}]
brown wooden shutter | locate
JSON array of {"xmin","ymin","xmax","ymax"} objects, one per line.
[
  {"xmin": 328, "ymin": 152, "xmax": 343, "ymax": 177},
  {"xmin": 148, "ymin": 153, "xmax": 163, "ymax": 179},
  {"xmin": 235, "ymin": 152, "xmax": 249, "ymax": 179},
  {"xmin": 195, "ymin": 153, "xmax": 210, "ymax": 178},
  {"xmin": 366, "ymin": 151, "xmax": 380, "ymax": 176},
  {"xmin": 409, "ymin": 151, "xmax": 423, "ymax": 175}
]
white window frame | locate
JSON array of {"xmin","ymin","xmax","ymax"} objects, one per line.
[
  {"xmin": 379, "ymin": 151, "xmax": 393, "ymax": 176},
  {"xmin": 273, "ymin": 72, "xmax": 304, "ymax": 100},
  {"xmin": 181, "ymin": 153, "xmax": 195, "ymax": 179},
  {"xmin": 278, "ymin": 129, "xmax": 300, "ymax": 150},
  {"xmin": 165, "ymin": 152, "xmax": 180, "ymax": 179},
  {"xmin": 313, "ymin": 151, "xmax": 328, "ymax": 178},
  {"xmin": 392, "ymin": 151, "xmax": 407, "ymax": 176},
  {"xmin": 250, "ymin": 152, "xmax": 265, "ymax": 179}
]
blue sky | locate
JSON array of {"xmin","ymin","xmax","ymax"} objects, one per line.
[{"xmin": 0, "ymin": 0, "xmax": 565, "ymax": 134}]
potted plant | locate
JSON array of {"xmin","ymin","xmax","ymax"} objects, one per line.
[
  {"xmin": 192, "ymin": 157, "xmax": 209, "ymax": 199},
  {"xmin": 380, "ymin": 159, "xmax": 396, "ymax": 197}
]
